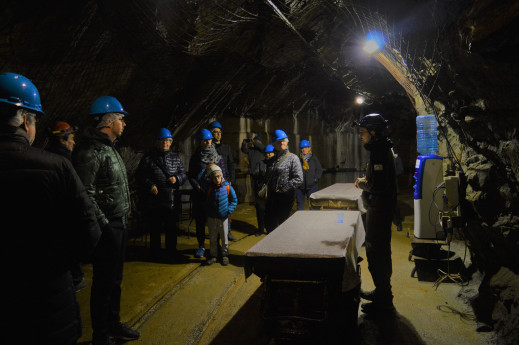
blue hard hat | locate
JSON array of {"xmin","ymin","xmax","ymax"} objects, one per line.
[
  {"xmin": 0, "ymin": 72, "xmax": 44, "ymax": 116},
  {"xmin": 89, "ymin": 96, "xmax": 127, "ymax": 116},
  {"xmin": 157, "ymin": 128, "xmax": 172, "ymax": 139},
  {"xmin": 196, "ymin": 128, "xmax": 214, "ymax": 141},
  {"xmin": 253, "ymin": 136, "xmax": 262, "ymax": 143},
  {"xmin": 208, "ymin": 121, "xmax": 222, "ymax": 130},
  {"xmin": 265, "ymin": 144, "xmax": 274, "ymax": 153},
  {"xmin": 300, "ymin": 139, "xmax": 311, "ymax": 148},
  {"xmin": 271, "ymin": 129, "xmax": 288, "ymax": 142}
]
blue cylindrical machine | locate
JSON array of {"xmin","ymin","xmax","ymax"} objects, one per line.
[{"xmin": 413, "ymin": 155, "xmax": 444, "ymax": 239}]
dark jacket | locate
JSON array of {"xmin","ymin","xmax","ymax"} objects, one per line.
[
  {"xmin": 241, "ymin": 140, "xmax": 265, "ymax": 175},
  {"xmin": 252, "ymin": 159, "xmax": 267, "ymax": 187},
  {"xmin": 299, "ymin": 154, "xmax": 322, "ymax": 190},
  {"xmin": 204, "ymin": 181, "xmax": 238, "ymax": 219},
  {"xmin": 214, "ymin": 142, "xmax": 235, "ymax": 184},
  {"xmin": 1, "ymin": 125, "xmax": 100, "ymax": 345},
  {"xmin": 252, "ymin": 157, "xmax": 274, "ymax": 194},
  {"xmin": 357, "ymin": 137, "xmax": 397, "ymax": 210},
  {"xmin": 73, "ymin": 127, "xmax": 131, "ymax": 226},
  {"xmin": 135, "ymin": 147, "xmax": 187, "ymax": 210},
  {"xmin": 47, "ymin": 141, "xmax": 72, "ymax": 161}
]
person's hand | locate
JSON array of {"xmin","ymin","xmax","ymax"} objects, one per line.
[
  {"xmin": 168, "ymin": 176, "xmax": 177, "ymax": 184},
  {"xmin": 354, "ymin": 177, "xmax": 365, "ymax": 188},
  {"xmin": 151, "ymin": 185, "xmax": 158, "ymax": 195}
]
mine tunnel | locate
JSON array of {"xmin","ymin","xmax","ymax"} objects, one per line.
[{"xmin": 1, "ymin": 1, "xmax": 518, "ymax": 345}]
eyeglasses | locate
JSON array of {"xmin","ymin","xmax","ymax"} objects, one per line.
[{"xmin": 211, "ymin": 130, "xmax": 222, "ymax": 134}]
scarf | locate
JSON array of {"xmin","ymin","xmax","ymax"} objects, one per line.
[
  {"xmin": 300, "ymin": 150, "xmax": 312, "ymax": 170},
  {"xmin": 199, "ymin": 144, "xmax": 222, "ymax": 164}
]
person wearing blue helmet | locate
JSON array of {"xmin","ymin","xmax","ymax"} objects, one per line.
[
  {"xmin": 208, "ymin": 120, "xmax": 237, "ymax": 241},
  {"xmin": 188, "ymin": 128, "xmax": 228, "ymax": 258},
  {"xmin": 352, "ymin": 113, "xmax": 397, "ymax": 316},
  {"xmin": 251, "ymin": 144, "xmax": 276, "ymax": 235},
  {"xmin": 296, "ymin": 139, "xmax": 322, "ymax": 210},
  {"xmin": 1, "ymin": 72, "xmax": 101, "ymax": 345},
  {"xmin": 73, "ymin": 96, "xmax": 140, "ymax": 344},
  {"xmin": 264, "ymin": 129, "xmax": 303, "ymax": 233},
  {"xmin": 135, "ymin": 128, "xmax": 187, "ymax": 261}
]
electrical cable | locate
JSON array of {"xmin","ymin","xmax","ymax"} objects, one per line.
[
  {"xmin": 436, "ymin": 304, "xmax": 476, "ymax": 323},
  {"xmin": 427, "ymin": 181, "xmax": 446, "ymax": 239},
  {"xmin": 432, "ymin": 181, "xmax": 446, "ymax": 211},
  {"xmin": 426, "ymin": 196, "xmax": 442, "ymax": 238}
]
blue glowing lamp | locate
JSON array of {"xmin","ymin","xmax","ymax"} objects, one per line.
[{"xmin": 363, "ymin": 30, "xmax": 385, "ymax": 54}]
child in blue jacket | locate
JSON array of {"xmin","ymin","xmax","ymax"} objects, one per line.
[{"xmin": 204, "ymin": 164, "xmax": 238, "ymax": 265}]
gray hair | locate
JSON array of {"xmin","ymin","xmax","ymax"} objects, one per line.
[
  {"xmin": 95, "ymin": 112, "xmax": 124, "ymax": 129},
  {"xmin": 0, "ymin": 108, "xmax": 36, "ymax": 126}
]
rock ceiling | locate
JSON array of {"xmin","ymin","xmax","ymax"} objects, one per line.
[{"xmin": 1, "ymin": 0, "xmax": 518, "ymax": 147}]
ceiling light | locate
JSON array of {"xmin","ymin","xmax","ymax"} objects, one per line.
[
  {"xmin": 362, "ymin": 30, "xmax": 385, "ymax": 55},
  {"xmin": 355, "ymin": 96, "xmax": 365, "ymax": 105}
]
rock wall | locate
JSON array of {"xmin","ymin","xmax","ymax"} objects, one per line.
[{"xmin": 433, "ymin": 16, "xmax": 519, "ymax": 340}]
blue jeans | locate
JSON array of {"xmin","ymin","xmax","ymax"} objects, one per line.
[{"xmin": 296, "ymin": 187, "xmax": 318, "ymax": 210}]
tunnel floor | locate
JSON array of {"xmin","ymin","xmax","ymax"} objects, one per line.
[{"xmin": 74, "ymin": 191, "xmax": 494, "ymax": 345}]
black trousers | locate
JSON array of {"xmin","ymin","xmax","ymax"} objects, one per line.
[
  {"xmin": 295, "ymin": 186, "xmax": 318, "ymax": 210},
  {"xmin": 90, "ymin": 218, "xmax": 128, "ymax": 341},
  {"xmin": 146, "ymin": 206, "xmax": 178, "ymax": 252},
  {"xmin": 251, "ymin": 179, "xmax": 266, "ymax": 233},
  {"xmin": 70, "ymin": 261, "xmax": 84, "ymax": 285},
  {"xmin": 265, "ymin": 190, "xmax": 295, "ymax": 233},
  {"xmin": 255, "ymin": 199, "xmax": 266, "ymax": 233},
  {"xmin": 364, "ymin": 204, "xmax": 394, "ymax": 304},
  {"xmin": 192, "ymin": 198, "xmax": 207, "ymax": 248}
]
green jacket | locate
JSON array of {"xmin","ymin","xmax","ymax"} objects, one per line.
[{"xmin": 73, "ymin": 127, "xmax": 131, "ymax": 226}]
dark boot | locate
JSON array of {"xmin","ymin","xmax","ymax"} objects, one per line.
[
  {"xmin": 228, "ymin": 230, "xmax": 237, "ymax": 241},
  {"xmin": 108, "ymin": 322, "xmax": 140, "ymax": 340},
  {"xmin": 361, "ymin": 301, "xmax": 395, "ymax": 315}
]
